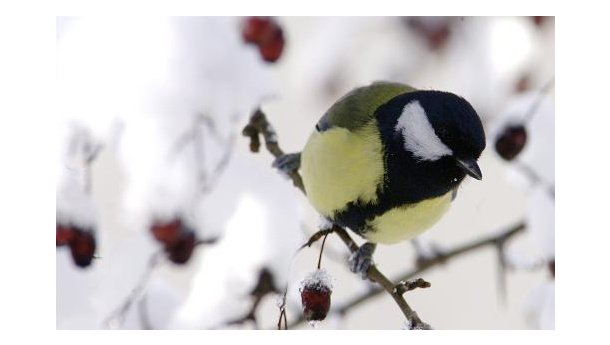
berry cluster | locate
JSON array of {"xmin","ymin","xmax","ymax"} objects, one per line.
[
  {"xmin": 150, "ymin": 218, "xmax": 197, "ymax": 265},
  {"xmin": 56, "ymin": 223, "xmax": 96, "ymax": 268},
  {"xmin": 241, "ymin": 17, "xmax": 285, "ymax": 63}
]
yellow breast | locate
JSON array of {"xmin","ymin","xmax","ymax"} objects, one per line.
[
  {"xmin": 363, "ymin": 192, "xmax": 452, "ymax": 244},
  {"xmin": 301, "ymin": 120, "xmax": 384, "ymax": 217}
]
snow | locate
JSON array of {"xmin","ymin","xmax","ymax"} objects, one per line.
[
  {"xmin": 492, "ymin": 91, "xmax": 555, "ymax": 261},
  {"xmin": 526, "ymin": 185, "xmax": 555, "ymax": 260},
  {"xmin": 57, "ymin": 17, "xmax": 277, "ymax": 228},
  {"xmin": 524, "ymin": 281, "xmax": 555, "ymax": 329},
  {"xmin": 299, "ymin": 268, "xmax": 335, "ymax": 291},
  {"xmin": 168, "ymin": 151, "xmax": 303, "ymax": 329},
  {"xmin": 318, "ymin": 216, "xmax": 334, "ymax": 230},
  {"xmin": 56, "ymin": 17, "xmax": 304, "ymax": 330},
  {"xmin": 55, "ymin": 16, "xmax": 555, "ymax": 330}
]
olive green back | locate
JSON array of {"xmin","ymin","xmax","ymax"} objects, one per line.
[{"xmin": 321, "ymin": 81, "xmax": 416, "ymax": 131}]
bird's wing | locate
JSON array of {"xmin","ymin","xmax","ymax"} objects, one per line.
[{"xmin": 316, "ymin": 81, "xmax": 416, "ymax": 132}]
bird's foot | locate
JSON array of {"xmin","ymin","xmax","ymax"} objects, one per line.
[
  {"xmin": 349, "ymin": 242, "xmax": 377, "ymax": 280},
  {"xmin": 272, "ymin": 152, "xmax": 301, "ymax": 175}
]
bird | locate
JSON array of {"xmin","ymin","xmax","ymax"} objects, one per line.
[{"xmin": 275, "ymin": 81, "xmax": 485, "ymax": 277}]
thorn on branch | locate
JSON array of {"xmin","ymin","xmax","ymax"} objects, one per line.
[{"xmin": 300, "ymin": 228, "xmax": 335, "ymax": 251}]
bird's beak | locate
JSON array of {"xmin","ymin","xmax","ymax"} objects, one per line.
[{"xmin": 456, "ymin": 157, "xmax": 482, "ymax": 180}]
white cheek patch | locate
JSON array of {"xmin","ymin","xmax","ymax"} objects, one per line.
[{"xmin": 395, "ymin": 100, "xmax": 453, "ymax": 161}]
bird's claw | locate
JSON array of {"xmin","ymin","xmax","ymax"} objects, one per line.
[
  {"xmin": 349, "ymin": 242, "xmax": 377, "ymax": 280},
  {"xmin": 272, "ymin": 152, "xmax": 301, "ymax": 174}
]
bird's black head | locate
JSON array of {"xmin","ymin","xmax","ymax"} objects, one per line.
[
  {"xmin": 409, "ymin": 90, "xmax": 486, "ymax": 177},
  {"xmin": 376, "ymin": 90, "xmax": 486, "ymax": 203}
]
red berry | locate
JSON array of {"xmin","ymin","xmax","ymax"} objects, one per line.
[
  {"xmin": 259, "ymin": 29, "xmax": 285, "ymax": 63},
  {"xmin": 495, "ymin": 124, "xmax": 527, "ymax": 161},
  {"xmin": 56, "ymin": 223, "xmax": 75, "ymax": 246},
  {"xmin": 242, "ymin": 17, "xmax": 275, "ymax": 44},
  {"xmin": 300, "ymin": 284, "xmax": 332, "ymax": 322},
  {"xmin": 166, "ymin": 230, "xmax": 196, "ymax": 265},
  {"xmin": 406, "ymin": 17, "xmax": 452, "ymax": 51},
  {"xmin": 299, "ymin": 269, "xmax": 334, "ymax": 322},
  {"xmin": 68, "ymin": 229, "xmax": 96, "ymax": 268},
  {"xmin": 532, "ymin": 16, "xmax": 546, "ymax": 27},
  {"xmin": 242, "ymin": 16, "xmax": 285, "ymax": 63},
  {"xmin": 150, "ymin": 219, "xmax": 183, "ymax": 247}
]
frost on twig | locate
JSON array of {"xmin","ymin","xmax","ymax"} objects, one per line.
[{"xmin": 403, "ymin": 314, "xmax": 433, "ymax": 330}]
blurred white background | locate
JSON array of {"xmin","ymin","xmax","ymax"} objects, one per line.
[{"xmin": 56, "ymin": 16, "xmax": 555, "ymax": 330}]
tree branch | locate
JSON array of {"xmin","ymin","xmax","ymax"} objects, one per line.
[
  {"xmin": 242, "ymin": 109, "xmax": 305, "ymax": 191},
  {"xmin": 288, "ymin": 221, "xmax": 526, "ymax": 328}
]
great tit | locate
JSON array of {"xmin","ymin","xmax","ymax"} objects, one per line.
[{"xmin": 277, "ymin": 81, "xmax": 485, "ymax": 275}]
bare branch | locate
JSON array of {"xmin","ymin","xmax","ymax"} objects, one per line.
[
  {"xmin": 288, "ymin": 221, "xmax": 526, "ymax": 328},
  {"xmin": 243, "ymin": 109, "xmax": 305, "ymax": 191}
]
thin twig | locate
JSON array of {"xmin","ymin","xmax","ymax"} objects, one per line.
[
  {"xmin": 513, "ymin": 160, "xmax": 555, "ymax": 199},
  {"xmin": 317, "ymin": 233, "xmax": 330, "ymax": 269},
  {"xmin": 523, "ymin": 76, "xmax": 555, "ymax": 124},
  {"xmin": 300, "ymin": 228, "xmax": 335, "ymax": 251},
  {"xmin": 300, "ymin": 223, "xmax": 348, "ymax": 263},
  {"xmin": 277, "ymin": 287, "xmax": 288, "ymax": 330},
  {"xmin": 138, "ymin": 293, "xmax": 154, "ymax": 330},
  {"xmin": 243, "ymin": 109, "xmax": 305, "ymax": 191},
  {"xmin": 104, "ymin": 250, "xmax": 165, "ymax": 329}
]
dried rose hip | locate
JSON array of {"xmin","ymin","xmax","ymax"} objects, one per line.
[
  {"xmin": 166, "ymin": 230, "xmax": 196, "ymax": 265},
  {"xmin": 299, "ymin": 269, "xmax": 334, "ymax": 322},
  {"xmin": 301, "ymin": 284, "xmax": 332, "ymax": 321},
  {"xmin": 242, "ymin": 17, "xmax": 285, "ymax": 63},
  {"xmin": 259, "ymin": 28, "xmax": 285, "ymax": 63},
  {"xmin": 242, "ymin": 17, "xmax": 275, "ymax": 44},
  {"xmin": 56, "ymin": 223, "xmax": 75, "ymax": 246},
  {"xmin": 495, "ymin": 124, "xmax": 527, "ymax": 161},
  {"xmin": 68, "ymin": 229, "xmax": 96, "ymax": 268},
  {"xmin": 150, "ymin": 219, "xmax": 183, "ymax": 247}
]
